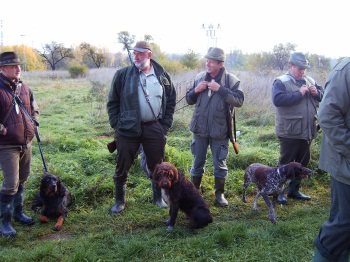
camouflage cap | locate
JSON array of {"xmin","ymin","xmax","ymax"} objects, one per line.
[
  {"xmin": 130, "ymin": 41, "xmax": 152, "ymax": 52},
  {"xmin": 289, "ymin": 52, "xmax": 310, "ymax": 69},
  {"xmin": 205, "ymin": 47, "xmax": 225, "ymax": 62}
]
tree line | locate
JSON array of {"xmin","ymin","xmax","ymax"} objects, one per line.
[{"xmin": 0, "ymin": 31, "xmax": 343, "ymax": 74}]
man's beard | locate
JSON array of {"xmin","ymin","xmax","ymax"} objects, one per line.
[{"xmin": 134, "ymin": 59, "xmax": 148, "ymax": 70}]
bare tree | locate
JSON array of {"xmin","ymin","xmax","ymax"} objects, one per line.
[
  {"xmin": 36, "ymin": 42, "xmax": 74, "ymax": 70},
  {"xmin": 144, "ymin": 34, "xmax": 153, "ymax": 42},
  {"xmin": 79, "ymin": 42, "xmax": 106, "ymax": 68},
  {"xmin": 117, "ymin": 31, "xmax": 136, "ymax": 64},
  {"xmin": 272, "ymin": 43, "xmax": 296, "ymax": 70}
]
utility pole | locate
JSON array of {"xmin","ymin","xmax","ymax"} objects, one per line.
[
  {"xmin": 1, "ymin": 20, "xmax": 3, "ymax": 51},
  {"xmin": 201, "ymin": 23, "xmax": 221, "ymax": 51},
  {"xmin": 20, "ymin": 34, "xmax": 26, "ymax": 71}
]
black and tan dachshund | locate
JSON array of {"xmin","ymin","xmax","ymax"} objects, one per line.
[{"xmin": 32, "ymin": 174, "xmax": 72, "ymax": 231}]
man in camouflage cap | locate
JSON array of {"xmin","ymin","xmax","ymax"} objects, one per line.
[{"xmin": 186, "ymin": 47, "xmax": 244, "ymax": 207}]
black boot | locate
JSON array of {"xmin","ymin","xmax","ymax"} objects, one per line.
[
  {"xmin": 13, "ymin": 184, "xmax": 35, "ymax": 226},
  {"xmin": 151, "ymin": 182, "xmax": 168, "ymax": 208},
  {"xmin": 191, "ymin": 176, "xmax": 202, "ymax": 191},
  {"xmin": 287, "ymin": 180, "xmax": 311, "ymax": 201},
  {"xmin": 214, "ymin": 177, "xmax": 228, "ymax": 207},
  {"xmin": 110, "ymin": 183, "xmax": 126, "ymax": 214},
  {"xmin": 277, "ymin": 192, "xmax": 288, "ymax": 205},
  {"xmin": 0, "ymin": 193, "xmax": 16, "ymax": 237}
]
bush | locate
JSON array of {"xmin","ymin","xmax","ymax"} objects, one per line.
[{"xmin": 68, "ymin": 65, "xmax": 88, "ymax": 78}]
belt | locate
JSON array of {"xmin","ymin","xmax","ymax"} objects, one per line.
[{"xmin": 141, "ymin": 119, "xmax": 159, "ymax": 125}]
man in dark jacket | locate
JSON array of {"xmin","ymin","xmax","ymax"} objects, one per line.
[
  {"xmin": 0, "ymin": 51, "xmax": 39, "ymax": 237},
  {"xmin": 107, "ymin": 41, "xmax": 176, "ymax": 213},
  {"xmin": 186, "ymin": 47, "xmax": 244, "ymax": 207},
  {"xmin": 272, "ymin": 52, "xmax": 323, "ymax": 204}
]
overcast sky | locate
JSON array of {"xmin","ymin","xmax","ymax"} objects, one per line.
[{"xmin": 1, "ymin": 0, "xmax": 348, "ymax": 58}]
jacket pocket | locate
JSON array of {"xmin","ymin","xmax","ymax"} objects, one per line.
[
  {"xmin": 282, "ymin": 115, "xmax": 302, "ymax": 135},
  {"xmin": 117, "ymin": 110, "xmax": 137, "ymax": 132}
]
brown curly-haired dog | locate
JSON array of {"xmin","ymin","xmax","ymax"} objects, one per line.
[
  {"xmin": 31, "ymin": 174, "xmax": 72, "ymax": 231},
  {"xmin": 152, "ymin": 162, "xmax": 213, "ymax": 231}
]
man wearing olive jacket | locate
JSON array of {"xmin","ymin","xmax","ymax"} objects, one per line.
[
  {"xmin": 0, "ymin": 51, "xmax": 39, "ymax": 237},
  {"xmin": 186, "ymin": 47, "xmax": 244, "ymax": 207},
  {"xmin": 107, "ymin": 41, "xmax": 176, "ymax": 213},
  {"xmin": 272, "ymin": 52, "xmax": 323, "ymax": 204}
]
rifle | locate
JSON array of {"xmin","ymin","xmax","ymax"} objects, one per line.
[{"xmin": 227, "ymin": 106, "xmax": 239, "ymax": 154}]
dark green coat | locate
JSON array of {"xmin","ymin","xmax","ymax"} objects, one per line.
[{"xmin": 107, "ymin": 59, "xmax": 176, "ymax": 137}]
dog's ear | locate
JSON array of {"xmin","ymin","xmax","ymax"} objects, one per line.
[
  {"xmin": 56, "ymin": 177, "xmax": 66, "ymax": 196},
  {"xmin": 173, "ymin": 168, "xmax": 181, "ymax": 182},
  {"xmin": 288, "ymin": 164, "xmax": 296, "ymax": 180},
  {"xmin": 39, "ymin": 176, "xmax": 47, "ymax": 198}
]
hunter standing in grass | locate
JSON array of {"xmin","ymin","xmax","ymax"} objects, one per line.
[
  {"xmin": 272, "ymin": 52, "xmax": 324, "ymax": 204},
  {"xmin": 312, "ymin": 57, "xmax": 350, "ymax": 262},
  {"xmin": 0, "ymin": 51, "xmax": 39, "ymax": 237},
  {"xmin": 107, "ymin": 41, "xmax": 176, "ymax": 213},
  {"xmin": 186, "ymin": 47, "xmax": 244, "ymax": 207}
]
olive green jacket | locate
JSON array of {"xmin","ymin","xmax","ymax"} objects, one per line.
[{"xmin": 318, "ymin": 57, "xmax": 350, "ymax": 185}]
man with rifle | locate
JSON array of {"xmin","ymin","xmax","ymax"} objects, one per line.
[
  {"xmin": 186, "ymin": 47, "xmax": 244, "ymax": 207},
  {"xmin": 107, "ymin": 41, "xmax": 176, "ymax": 213},
  {"xmin": 0, "ymin": 51, "xmax": 39, "ymax": 237}
]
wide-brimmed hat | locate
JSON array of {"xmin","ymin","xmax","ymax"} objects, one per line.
[
  {"xmin": 0, "ymin": 51, "xmax": 24, "ymax": 66},
  {"xmin": 205, "ymin": 47, "xmax": 225, "ymax": 62},
  {"xmin": 130, "ymin": 41, "xmax": 152, "ymax": 52},
  {"xmin": 289, "ymin": 52, "xmax": 310, "ymax": 69}
]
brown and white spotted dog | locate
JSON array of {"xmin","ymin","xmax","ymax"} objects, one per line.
[{"xmin": 242, "ymin": 162, "xmax": 312, "ymax": 224}]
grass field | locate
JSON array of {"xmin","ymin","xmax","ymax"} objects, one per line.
[{"xmin": 0, "ymin": 68, "xmax": 331, "ymax": 262}]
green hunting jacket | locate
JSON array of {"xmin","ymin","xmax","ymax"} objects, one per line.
[
  {"xmin": 318, "ymin": 57, "xmax": 350, "ymax": 185},
  {"xmin": 107, "ymin": 59, "xmax": 176, "ymax": 137},
  {"xmin": 186, "ymin": 69, "xmax": 244, "ymax": 139}
]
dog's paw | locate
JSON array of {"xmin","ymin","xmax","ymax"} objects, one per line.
[
  {"xmin": 166, "ymin": 226, "xmax": 174, "ymax": 231},
  {"xmin": 269, "ymin": 216, "xmax": 277, "ymax": 224},
  {"xmin": 53, "ymin": 225, "xmax": 62, "ymax": 231},
  {"xmin": 39, "ymin": 215, "xmax": 50, "ymax": 223}
]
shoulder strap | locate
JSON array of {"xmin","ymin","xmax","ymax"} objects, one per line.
[{"xmin": 0, "ymin": 81, "xmax": 34, "ymax": 124}]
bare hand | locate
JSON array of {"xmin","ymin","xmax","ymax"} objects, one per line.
[
  {"xmin": 308, "ymin": 85, "xmax": 318, "ymax": 96},
  {"xmin": 208, "ymin": 79, "xmax": 220, "ymax": 92},
  {"xmin": 195, "ymin": 81, "xmax": 210, "ymax": 94},
  {"xmin": 300, "ymin": 85, "xmax": 309, "ymax": 96}
]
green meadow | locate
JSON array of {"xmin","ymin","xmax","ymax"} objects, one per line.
[{"xmin": 0, "ymin": 68, "xmax": 330, "ymax": 262}]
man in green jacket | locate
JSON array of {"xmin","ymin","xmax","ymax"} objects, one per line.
[
  {"xmin": 107, "ymin": 41, "xmax": 176, "ymax": 213},
  {"xmin": 186, "ymin": 47, "xmax": 244, "ymax": 207},
  {"xmin": 312, "ymin": 57, "xmax": 350, "ymax": 262}
]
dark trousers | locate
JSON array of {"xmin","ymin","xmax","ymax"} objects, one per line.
[
  {"xmin": 314, "ymin": 177, "xmax": 350, "ymax": 260},
  {"xmin": 278, "ymin": 137, "xmax": 310, "ymax": 166},
  {"xmin": 113, "ymin": 122, "xmax": 166, "ymax": 184}
]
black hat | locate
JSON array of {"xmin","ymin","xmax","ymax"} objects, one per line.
[{"xmin": 0, "ymin": 51, "xmax": 24, "ymax": 66}]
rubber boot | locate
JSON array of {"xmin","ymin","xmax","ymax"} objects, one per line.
[
  {"xmin": 191, "ymin": 176, "xmax": 202, "ymax": 191},
  {"xmin": 287, "ymin": 180, "xmax": 311, "ymax": 201},
  {"xmin": 277, "ymin": 192, "xmax": 288, "ymax": 205},
  {"xmin": 110, "ymin": 183, "xmax": 126, "ymax": 214},
  {"xmin": 0, "ymin": 193, "xmax": 16, "ymax": 237},
  {"xmin": 214, "ymin": 177, "xmax": 228, "ymax": 207},
  {"xmin": 13, "ymin": 184, "xmax": 35, "ymax": 225},
  {"xmin": 152, "ymin": 182, "xmax": 168, "ymax": 208}
]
